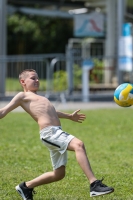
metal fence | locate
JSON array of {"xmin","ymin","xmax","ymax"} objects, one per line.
[
  {"xmin": 0, "ymin": 54, "xmax": 66, "ymax": 95},
  {"xmin": 0, "ymin": 53, "xmax": 120, "ymax": 102}
]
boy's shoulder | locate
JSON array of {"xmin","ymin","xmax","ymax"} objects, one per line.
[
  {"xmin": 17, "ymin": 91, "xmax": 25, "ymax": 97},
  {"xmin": 14, "ymin": 92, "xmax": 25, "ymax": 100}
]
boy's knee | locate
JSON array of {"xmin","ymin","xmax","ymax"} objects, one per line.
[
  {"xmin": 59, "ymin": 171, "xmax": 65, "ymax": 180},
  {"xmin": 57, "ymin": 172, "xmax": 65, "ymax": 181},
  {"xmin": 76, "ymin": 140, "xmax": 85, "ymax": 150},
  {"xmin": 54, "ymin": 166, "xmax": 65, "ymax": 180}
]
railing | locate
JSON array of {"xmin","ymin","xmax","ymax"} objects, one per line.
[{"xmin": 0, "ymin": 54, "xmax": 120, "ymax": 101}]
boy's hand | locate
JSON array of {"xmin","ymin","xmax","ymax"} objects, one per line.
[{"xmin": 70, "ymin": 109, "xmax": 86, "ymax": 123}]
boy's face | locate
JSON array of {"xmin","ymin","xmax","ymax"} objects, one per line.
[{"xmin": 20, "ymin": 71, "xmax": 40, "ymax": 92}]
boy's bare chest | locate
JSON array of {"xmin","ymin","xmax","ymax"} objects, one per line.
[
  {"xmin": 24, "ymin": 93, "xmax": 45, "ymax": 102},
  {"xmin": 22, "ymin": 94, "xmax": 50, "ymax": 109}
]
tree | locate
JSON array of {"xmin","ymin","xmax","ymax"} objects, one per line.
[{"xmin": 7, "ymin": 13, "xmax": 73, "ymax": 54}]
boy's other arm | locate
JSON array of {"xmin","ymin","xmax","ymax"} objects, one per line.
[
  {"xmin": 56, "ymin": 109, "xmax": 86, "ymax": 123},
  {"xmin": 0, "ymin": 92, "xmax": 23, "ymax": 119}
]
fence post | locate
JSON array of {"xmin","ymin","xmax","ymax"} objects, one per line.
[
  {"xmin": 0, "ymin": 0, "xmax": 7, "ymax": 95},
  {"xmin": 82, "ymin": 59, "xmax": 94, "ymax": 102},
  {"xmin": 66, "ymin": 47, "xmax": 74, "ymax": 95}
]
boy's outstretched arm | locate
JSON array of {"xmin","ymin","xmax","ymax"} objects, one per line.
[
  {"xmin": 0, "ymin": 92, "xmax": 23, "ymax": 119},
  {"xmin": 56, "ymin": 109, "xmax": 86, "ymax": 123}
]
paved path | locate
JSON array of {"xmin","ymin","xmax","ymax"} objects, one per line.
[{"xmin": 0, "ymin": 101, "xmax": 121, "ymax": 112}]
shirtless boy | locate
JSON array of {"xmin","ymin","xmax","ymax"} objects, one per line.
[{"xmin": 0, "ymin": 69, "xmax": 114, "ymax": 199}]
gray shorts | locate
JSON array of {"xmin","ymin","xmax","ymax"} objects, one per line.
[{"xmin": 40, "ymin": 126, "xmax": 74, "ymax": 170}]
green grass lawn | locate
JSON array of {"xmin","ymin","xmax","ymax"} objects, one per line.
[{"xmin": 0, "ymin": 108, "xmax": 133, "ymax": 199}]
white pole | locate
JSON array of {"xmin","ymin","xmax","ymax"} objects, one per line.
[{"xmin": 82, "ymin": 67, "xmax": 89, "ymax": 102}]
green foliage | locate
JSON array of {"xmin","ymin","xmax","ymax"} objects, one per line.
[
  {"xmin": 8, "ymin": 15, "xmax": 41, "ymax": 37},
  {"xmin": 7, "ymin": 13, "xmax": 73, "ymax": 54},
  {"xmin": 73, "ymin": 64, "xmax": 82, "ymax": 89},
  {"xmin": 53, "ymin": 70, "xmax": 68, "ymax": 91},
  {"xmin": 7, "ymin": 14, "xmax": 42, "ymax": 54},
  {"xmin": 90, "ymin": 58, "xmax": 104, "ymax": 83},
  {"xmin": 73, "ymin": 59, "xmax": 105, "ymax": 89},
  {"xmin": 0, "ymin": 109, "xmax": 133, "ymax": 199}
]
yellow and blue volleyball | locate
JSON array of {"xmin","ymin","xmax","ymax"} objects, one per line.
[{"xmin": 114, "ymin": 83, "xmax": 133, "ymax": 107}]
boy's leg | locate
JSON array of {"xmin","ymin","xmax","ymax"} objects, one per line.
[
  {"xmin": 26, "ymin": 166, "xmax": 65, "ymax": 188},
  {"xmin": 67, "ymin": 137, "xmax": 96, "ymax": 184},
  {"xmin": 67, "ymin": 138, "xmax": 114, "ymax": 197},
  {"xmin": 15, "ymin": 166, "xmax": 65, "ymax": 200}
]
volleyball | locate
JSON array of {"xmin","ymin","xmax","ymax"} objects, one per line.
[{"xmin": 114, "ymin": 83, "xmax": 133, "ymax": 107}]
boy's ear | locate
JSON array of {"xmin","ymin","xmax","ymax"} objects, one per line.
[{"xmin": 20, "ymin": 79, "xmax": 25, "ymax": 86}]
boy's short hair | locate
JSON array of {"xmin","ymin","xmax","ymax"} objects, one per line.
[{"xmin": 19, "ymin": 69, "xmax": 36, "ymax": 81}]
